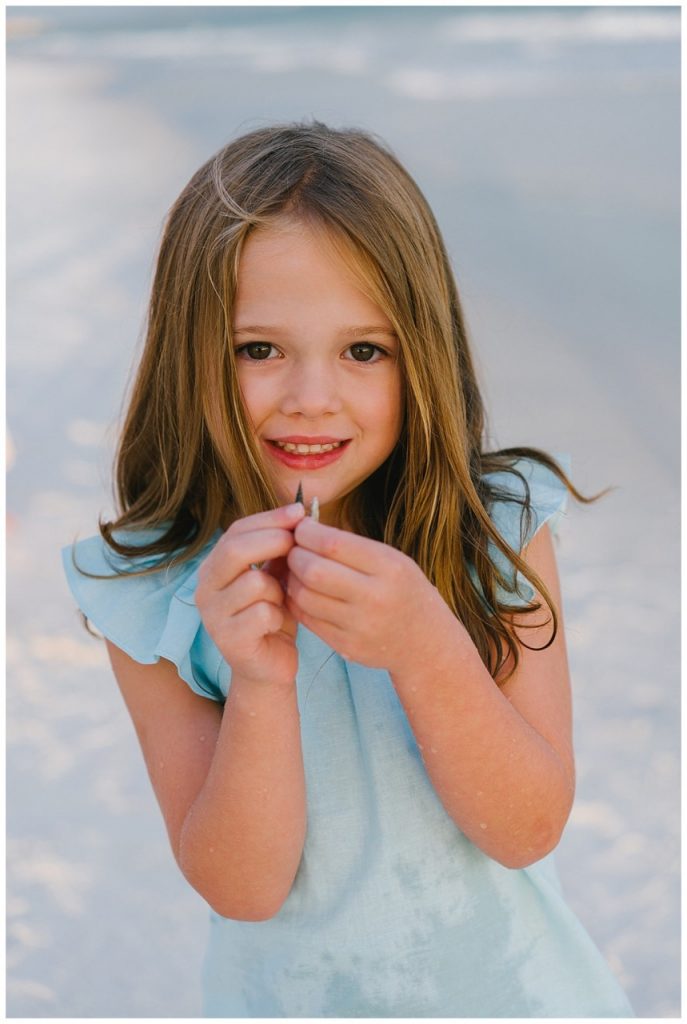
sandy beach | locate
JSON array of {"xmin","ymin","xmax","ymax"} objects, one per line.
[{"xmin": 6, "ymin": 6, "xmax": 680, "ymax": 1017}]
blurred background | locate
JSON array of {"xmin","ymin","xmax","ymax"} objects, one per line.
[{"xmin": 6, "ymin": 5, "xmax": 680, "ymax": 1017}]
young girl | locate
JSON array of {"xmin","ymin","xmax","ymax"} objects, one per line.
[{"xmin": 62, "ymin": 121, "xmax": 633, "ymax": 1018}]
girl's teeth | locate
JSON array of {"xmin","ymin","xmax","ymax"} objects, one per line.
[{"xmin": 275, "ymin": 441, "xmax": 343, "ymax": 454}]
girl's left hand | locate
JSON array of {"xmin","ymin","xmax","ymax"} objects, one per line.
[{"xmin": 286, "ymin": 516, "xmax": 445, "ymax": 672}]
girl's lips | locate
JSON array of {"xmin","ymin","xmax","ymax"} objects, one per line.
[{"xmin": 264, "ymin": 438, "xmax": 351, "ymax": 470}]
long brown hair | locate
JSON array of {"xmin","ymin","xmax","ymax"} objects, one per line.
[{"xmin": 84, "ymin": 120, "xmax": 597, "ymax": 682}]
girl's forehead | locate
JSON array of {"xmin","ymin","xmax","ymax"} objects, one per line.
[
  {"xmin": 234, "ymin": 222, "xmax": 395, "ymax": 335},
  {"xmin": 239, "ymin": 217, "xmax": 381, "ymax": 295},
  {"xmin": 237, "ymin": 219, "xmax": 370, "ymax": 293},
  {"xmin": 234, "ymin": 215, "xmax": 399, "ymax": 339}
]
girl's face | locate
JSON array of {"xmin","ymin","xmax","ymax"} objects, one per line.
[{"xmin": 232, "ymin": 219, "xmax": 403, "ymax": 525}]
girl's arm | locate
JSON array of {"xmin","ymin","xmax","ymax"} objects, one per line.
[
  {"xmin": 105, "ymin": 502, "xmax": 308, "ymax": 920},
  {"xmin": 385, "ymin": 523, "xmax": 575, "ymax": 868},
  {"xmin": 288, "ymin": 519, "xmax": 574, "ymax": 869},
  {"xmin": 107, "ymin": 645, "xmax": 306, "ymax": 920}
]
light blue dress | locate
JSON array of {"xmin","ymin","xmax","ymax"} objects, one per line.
[{"xmin": 62, "ymin": 458, "xmax": 634, "ymax": 1018}]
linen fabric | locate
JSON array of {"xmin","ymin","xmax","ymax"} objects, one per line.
[{"xmin": 61, "ymin": 457, "xmax": 634, "ymax": 1017}]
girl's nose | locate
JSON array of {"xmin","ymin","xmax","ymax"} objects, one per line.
[{"xmin": 279, "ymin": 362, "xmax": 344, "ymax": 418}]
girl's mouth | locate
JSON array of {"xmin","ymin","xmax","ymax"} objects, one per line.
[{"xmin": 265, "ymin": 438, "xmax": 351, "ymax": 469}]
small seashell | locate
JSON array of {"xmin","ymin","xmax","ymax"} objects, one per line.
[{"xmin": 310, "ymin": 496, "xmax": 319, "ymax": 522}]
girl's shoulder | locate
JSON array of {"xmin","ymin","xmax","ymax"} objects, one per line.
[
  {"xmin": 481, "ymin": 453, "xmax": 571, "ymax": 542},
  {"xmin": 478, "ymin": 453, "xmax": 571, "ymax": 604},
  {"xmin": 61, "ymin": 524, "xmax": 224, "ymax": 701}
]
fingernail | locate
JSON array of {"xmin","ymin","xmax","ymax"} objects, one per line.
[{"xmin": 286, "ymin": 502, "xmax": 305, "ymax": 515}]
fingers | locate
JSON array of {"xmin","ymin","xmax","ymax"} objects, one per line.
[
  {"xmin": 230, "ymin": 598, "xmax": 289, "ymax": 639},
  {"xmin": 198, "ymin": 503, "xmax": 305, "ymax": 593},
  {"xmin": 228, "ymin": 502, "xmax": 305, "ymax": 537},
  {"xmin": 198, "ymin": 566, "xmax": 297, "ymax": 648},
  {"xmin": 218, "ymin": 566, "xmax": 287, "ymax": 618},
  {"xmin": 285, "ymin": 601, "xmax": 351, "ymax": 659},
  {"xmin": 286, "ymin": 573, "xmax": 347, "ymax": 625},
  {"xmin": 200, "ymin": 529, "xmax": 295, "ymax": 591},
  {"xmin": 287, "ymin": 544, "xmax": 362, "ymax": 603},
  {"xmin": 293, "ymin": 517, "xmax": 380, "ymax": 574},
  {"xmin": 286, "ymin": 540, "xmax": 373, "ymax": 635}
]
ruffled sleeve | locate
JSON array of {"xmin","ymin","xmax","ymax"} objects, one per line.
[
  {"xmin": 61, "ymin": 528, "xmax": 225, "ymax": 702},
  {"xmin": 477, "ymin": 454, "xmax": 571, "ymax": 607}
]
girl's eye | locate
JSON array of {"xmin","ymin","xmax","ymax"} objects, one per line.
[
  {"xmin": 236, "ymin": 342, "xmax": 278, "ymax": 361},
  {"xmin": 346, "ymin": 343, "xmax": 385, "ymax": 363}
]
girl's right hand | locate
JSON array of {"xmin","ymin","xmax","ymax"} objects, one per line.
[{"xmin": 195, "ymin": 502, "xmax": 306, "ymax": 689}]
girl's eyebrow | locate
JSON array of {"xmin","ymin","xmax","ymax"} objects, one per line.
[
  {"xmin": 232, "ymin": 325, "xmax": 279, "ymax": 335},
  {"xmin": 341, "ymin": 325, "xmax": 398, "ymax": 339},
  {"xmin": 233, "ymin": 324, "xmax": 397, "ymax": 338}
]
